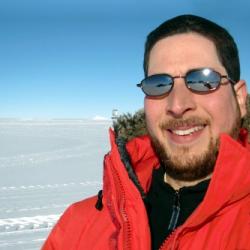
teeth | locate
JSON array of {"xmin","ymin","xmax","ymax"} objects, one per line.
[{"xmin": 172, "ymin": 126, "xmax": 204, "ymax": 136}]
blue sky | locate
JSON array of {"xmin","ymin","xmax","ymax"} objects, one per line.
[{"xmin": 0, "ymin": 0, "xmax": 249, "ymax": 119}]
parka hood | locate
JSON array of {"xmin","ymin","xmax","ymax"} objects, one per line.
[
  {"xmin": 113, "ymin": 109, "xmax": 147, "ymax": 143},
  {"xmin": 112, "ymin": 110, "xmax": 156, "ymax": 199}
]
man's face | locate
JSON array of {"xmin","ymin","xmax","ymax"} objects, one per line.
[{"xmin": 144, "ymin": 33, "xmax": 247, "ymax": 181}]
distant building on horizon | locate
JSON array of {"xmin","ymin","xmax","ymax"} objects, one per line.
[{"xmin": 111, "ymin": 109, "xmax": 119, "ymax": 120}]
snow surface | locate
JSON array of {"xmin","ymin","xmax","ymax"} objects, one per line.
[{"xmin": 0, "ymin": 119, "xmax": 112, "ymax": 249}]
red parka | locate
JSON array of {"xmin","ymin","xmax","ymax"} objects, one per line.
[{"xmin": 42, "ymin": 129, "xmax": 250, "ymax": 250}]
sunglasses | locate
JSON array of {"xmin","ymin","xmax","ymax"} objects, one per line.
[{"xmin": 137, "ymin": 68, "xmax": 235, "ymax": 97}]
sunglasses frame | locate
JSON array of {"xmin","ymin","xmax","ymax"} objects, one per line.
[{"xmin": 137, "ymin": 68, "xmax": 236, "ymax": 97}]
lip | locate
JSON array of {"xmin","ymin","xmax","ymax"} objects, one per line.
[{"xmin": 165, "ymin": 125, "xmax": 206, "ymax": 144}]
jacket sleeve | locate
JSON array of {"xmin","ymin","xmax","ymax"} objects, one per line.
[
  {"xmin": 41, "ymin": 196, "xmax": 98, "ymax": 250},
  {"xmin": 41, "ymin": 204, "xmax": 75, "ymax": 250}
]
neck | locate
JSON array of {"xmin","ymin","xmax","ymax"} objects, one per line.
[{"xmin": 164, "ymin": 172, "xmax": 212, "ymax": 191}]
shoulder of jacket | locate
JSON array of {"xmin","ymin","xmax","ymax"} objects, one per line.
[
  {"xmin": 41, "ymin": 196, "xmax": 104, "ymax": 249},
  {"xmin": 63, "ymin": 195, "xmax": 98, "ymax": 221}
]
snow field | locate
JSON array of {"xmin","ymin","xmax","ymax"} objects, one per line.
[{"xmin": 0, "ymin": 119, "xmax": 111, "ymax": 249}]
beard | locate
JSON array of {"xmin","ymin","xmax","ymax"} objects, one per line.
[{"xmin": 148, "ymin": 108, "xmax": 242, "ymax": 182}]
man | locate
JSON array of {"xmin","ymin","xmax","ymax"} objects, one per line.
[{"xmin": 42, "ymin": 15, "xmax": 250, "ymax": 250}]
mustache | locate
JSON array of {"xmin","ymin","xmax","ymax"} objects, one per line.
[{"xmin": 159, "ymin": 117, "xmax": 210, "ymax": 130}]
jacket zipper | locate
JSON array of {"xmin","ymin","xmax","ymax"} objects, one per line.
[
  {"xmin": 159, "ymin": 227, "xmax": 179, "ymax": 250},
  {"xmin": 168, "ymin": 191, "xmax": 180, "ymax": 231},
  {"xmin": 110, "ymin": 163, "xmax": 132, "ymax": 250},
  {"xmin": 160, "ymin": 190, "xmax": 181, "ymax": 250}
]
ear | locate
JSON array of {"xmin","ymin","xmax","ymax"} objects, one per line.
[{"xmin": 234, "ymin": 80, "xmax": 247, "ymax": 118}]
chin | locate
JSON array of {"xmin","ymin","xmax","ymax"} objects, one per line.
[{"xmin": 150, "ymin": 133, "xmax": 219, "ymax": 181}]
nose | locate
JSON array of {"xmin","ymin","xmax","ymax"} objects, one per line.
[{"xmin": 166, "ymin": 78, "xmax": 196, "ymax": 118}]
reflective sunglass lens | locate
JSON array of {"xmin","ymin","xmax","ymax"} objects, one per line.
[
  {"xmin": 141, "ymin": 74, "xmax": 172, "ymax": 96},
  {"xmin": 186, "ymin": 69, "xmax": 220, "ymax": 92}
]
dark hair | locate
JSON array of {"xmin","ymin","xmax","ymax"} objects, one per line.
[{"xmin": 143, "ymin": 14, "xmax": 240, "ymax": 82}]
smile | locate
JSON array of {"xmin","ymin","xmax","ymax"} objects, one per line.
[{"xmin": 171, "ymin": 125, "xmax": 205, "ymax": 136}]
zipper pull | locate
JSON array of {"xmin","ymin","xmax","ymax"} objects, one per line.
[
  {"xmin": 95, "ymin": 190, "xmax": 103, "ymax": 211},
  {"xmin": 168, "ymin": 191, "xmax": 180, "ymax": 231}
]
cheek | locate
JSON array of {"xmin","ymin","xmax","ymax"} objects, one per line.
[
  {"xmin": 204, "ymin": 91, "xmax": 239, "ymax": 135},
  {"xmin": 144, "ymin": 98, "xmax": 164, "ymax": 132}
]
